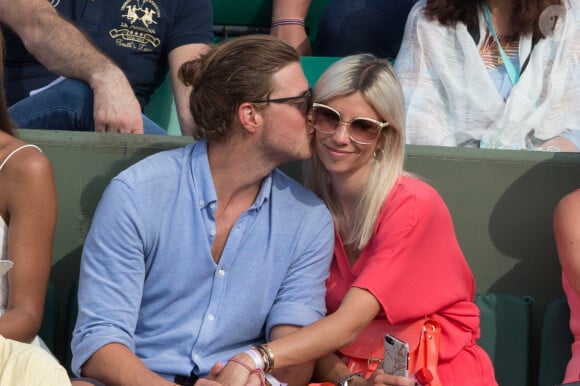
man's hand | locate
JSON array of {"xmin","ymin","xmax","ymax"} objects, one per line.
[
  {"xmin": 207, "ymin": 362, "xmax": 224, "ymax": 380},
  {"xmin": 214, "ymin": 354, "xmax": 266, "ymax": 386},
  {"xmin": 194, "ymin": 362, "xmax": 245, "ymax": 386},
  {"xmin": 90, "ymin": 63, "xmax": 144, "ymax": 133}
]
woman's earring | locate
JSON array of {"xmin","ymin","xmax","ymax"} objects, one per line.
[{"xmin": 373, "ymin": 148, "xmax": 385, "ymax": 159}]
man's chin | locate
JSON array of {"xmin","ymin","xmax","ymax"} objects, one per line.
[{"xmin": 297, "ymin": 146, "xmax": 313, "ymax": 161}]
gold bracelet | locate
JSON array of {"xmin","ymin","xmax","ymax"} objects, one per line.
[
  {"xmin": 252, "ymin": 346, "xmax": 269, "ymax": 372},
  {"xmin": 261, "ymin": 344, "xmax": 275, "ymax": 371},
  {"xmin": 253, "ymin": 344, "xmax": 274, "ymax": 373}
]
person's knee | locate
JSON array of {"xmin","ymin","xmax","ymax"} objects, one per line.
[{"xmin": 8, "ymin": 79, "xmax": 95, "ymax": 130}]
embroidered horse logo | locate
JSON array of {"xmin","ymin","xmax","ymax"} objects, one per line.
[
  {"xmin": 141, "ymin": 9, "xmax": 158, "ymax": 27},
  {"xmin": 123, "ymin": 5, "xmax": 140, "ymax": 24},
  {"xmin": 121, "ymin": 0, "xmax": 160, "ymax": 28}
]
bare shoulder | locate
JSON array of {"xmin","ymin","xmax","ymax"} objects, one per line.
[
  {"xmin": 0, "ymin": 139, "xmax": 54, "ymax": 185},
  {"xmin": 554, "ymin": 191, "xmax": 580, "ymax": 239},
  {"xmin": 555, "ymin": 190, "xmax": 580, "ymax": 217}
]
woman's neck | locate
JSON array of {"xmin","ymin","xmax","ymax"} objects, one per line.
[
  {"xmin": 485, "ymin": 0, "xmax": 515, "ymax": 36},
  {"xmin": 329, "ymin": 170, "xmax": 369, "ymax": 219}
]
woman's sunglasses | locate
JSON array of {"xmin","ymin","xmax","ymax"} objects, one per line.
[{"xmin": 310, "ymin": 103, "xmax": 388, "ymax": 145}]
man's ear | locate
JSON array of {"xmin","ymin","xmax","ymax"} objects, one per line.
[{"xmin": 237, "ymin": 102, "xmax": 261, "ymax": 134}]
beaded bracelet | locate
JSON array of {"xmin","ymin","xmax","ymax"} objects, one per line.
[
  {"xmin": 227, "ymin": 358, "xmax": 266, "ymax": 386},
  {"xmin": 271, "ymin": 18, "xmax": 305, "ymax": 28}
]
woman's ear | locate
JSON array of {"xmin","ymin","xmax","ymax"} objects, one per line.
[
  {"xmin": 237, "ymin": 102, "xmax": 261, "ymax": 134},
  {"xmin": 377, "ymin": 131, "xmax": 387, "ymax": 151}
]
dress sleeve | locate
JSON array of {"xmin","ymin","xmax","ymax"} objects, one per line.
[{"xmin": 352, "ymin": 179, "xmax": 475, "ymax": 324}]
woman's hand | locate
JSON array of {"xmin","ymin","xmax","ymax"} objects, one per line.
[{"xmin": 365, "ymin": 369, "xmax": 415, "ymax": 386}]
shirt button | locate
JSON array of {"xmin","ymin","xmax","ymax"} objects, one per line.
[
  {"xmin": 194, "ymin": 354, "xmax": 200, "ymax": 361},
  {"xmin": 210, "ymin": 229, "xmax": 216, "ymax": 236},
  {"xmin": 210, "ymin": 203, "xmax": 216, "ymax": 209},
  {"xmin": 198, "ymin": 200, "xmax": 205, "ymax": 206},
  {"xmin": 218, "ymin": 269, "xmax": 225, "ymax": 276},
  {"xmin": 208, "ymin": 314, "xmax": 215, "ymax": 321}
]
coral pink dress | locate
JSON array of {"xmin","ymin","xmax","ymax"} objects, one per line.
[
  {"xmin": 563, "ymin": 274, "xmax": 580, "ymax": 382},
  {"xmin": 326, "ymin": 176, "xmax": 497, "ymax": 385}
]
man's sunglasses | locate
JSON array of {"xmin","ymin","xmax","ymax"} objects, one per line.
[{"xmin": 251, "ymin": 88, "xmax": 313, "ymax": 115}]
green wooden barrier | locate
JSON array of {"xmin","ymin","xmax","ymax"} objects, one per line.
[{"xmin": 18, "ymin": 130, "xmax": 580, "ymax": 380}]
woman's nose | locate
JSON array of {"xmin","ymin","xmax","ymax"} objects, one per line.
[{"xmin": 331, "ymin": 122, "xmax": 351, "ymax": 143}]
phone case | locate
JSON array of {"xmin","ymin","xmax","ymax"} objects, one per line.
[{"xmin": 383, "ymin": 333, "xmax": 410, "ymax": 377}]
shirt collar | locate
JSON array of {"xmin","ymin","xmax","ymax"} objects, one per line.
[{"xmin": 191, "ymin": 139, "xmax": 271, "ymax": 211}]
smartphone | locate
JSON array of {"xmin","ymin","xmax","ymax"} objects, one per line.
[{"xmin": 383, "ymin": 333, "xmax": 410, "ymax": 377}]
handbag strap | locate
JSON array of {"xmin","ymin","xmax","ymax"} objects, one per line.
[{"xmin": 414, "ymin": 320, "xmax": 442, "ymax": 386}]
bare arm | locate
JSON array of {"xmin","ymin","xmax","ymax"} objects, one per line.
[
  {"xmin": 80, "ymin": 343, "xmax": 175, "ymax": 386},
  {"xmin": 269, "ymin": 325, "xmax": 315, "ymax": 386},
  {"xmin": 555, "ymin": 190, "xmax": 580, "ymax": 295},
  {"xmin": 271, "ymin": 0, "xmax": 312, "ymax": 55},
  {"xmin": 1, "ymin": 0, "xmax": 143, "ymax": 133},
  {"xmin": 217, "ymin": 287, "xmax": 381, "ymax": 386},
  {"xmin": 168, "ymin": 43, "xmax": 210, "ymax": 136},
  {"xmin": 0, "ymin": 144, "xmax": 56, "ymax": 342}
]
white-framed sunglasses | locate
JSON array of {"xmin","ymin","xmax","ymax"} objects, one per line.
[{"xmin": 311, "ymin": 102, "xmax": 388, "ymax": 145}]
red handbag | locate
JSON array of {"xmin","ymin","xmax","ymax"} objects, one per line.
[{"xmin": 337, "ymin": 318, "xmax": 442, "ymax": 385}]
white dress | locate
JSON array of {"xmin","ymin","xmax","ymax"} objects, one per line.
[
  {"xmin": 0, "ymin": 144, "xmax": 47, "ymax": 349},
  {"xmin": 395, "ymin": 0, "xmax": 579, "ymax": 149}
]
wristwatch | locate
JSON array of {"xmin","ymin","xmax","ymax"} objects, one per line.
[{"xmin": 336, "ymin": 372, "xmax": 364, "ymax": 386}]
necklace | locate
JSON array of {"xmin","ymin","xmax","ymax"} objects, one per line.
[
  {"xmin": 495, "ymin": 35, "xmax": 515, "ymax": 64},
  {"xmin": 482, "ymin": 2, "xmax": 520, "ymax": 84}
]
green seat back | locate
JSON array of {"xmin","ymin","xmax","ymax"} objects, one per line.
[
  {"xmin": 143, "ymin": 74, "xmax": 180, "ymax": 135},
  {"xmin": 213, "ymin": 0, "xmax": 270, "ymax": 27},
  {"xmin": 301, "ymin": 56, "xmax": 341, "ymax": 86},
  {"xmin": 475, "ymin": 293, "xmax": 533, "ymax": 386},
  {"xmin": 538, "ymin": 297, "xmax": 573, "ymax": 386}
]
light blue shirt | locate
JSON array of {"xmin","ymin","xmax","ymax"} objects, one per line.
[{"xmin": 71, "ymin": 140, "xmax": 334, "ymax": 379}]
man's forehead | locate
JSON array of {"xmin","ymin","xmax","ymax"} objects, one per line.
[{"xmin": 271, "ymin": 62, "xmax": 308, "ymax": 95}]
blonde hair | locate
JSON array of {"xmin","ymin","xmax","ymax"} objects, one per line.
[{"xmin": 304, "ymin": 54, "xmax": 406, "ymax": 250}]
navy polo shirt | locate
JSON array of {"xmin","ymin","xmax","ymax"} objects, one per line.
[{"xmin": 2, "ymin": 0, "xmax": 213, "ymax": 107}]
